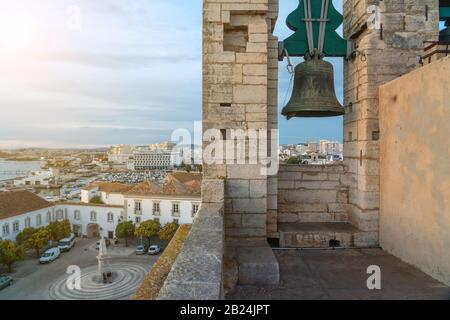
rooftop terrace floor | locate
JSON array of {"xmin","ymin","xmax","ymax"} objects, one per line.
[{"xmin": 227, "ymin": 248, "xmax": 450, "ymax": 300}]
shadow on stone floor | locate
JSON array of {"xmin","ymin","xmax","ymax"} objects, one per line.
[{"xmin": 226, "ymin": 249, "xmax": 450, "ymax": 300}]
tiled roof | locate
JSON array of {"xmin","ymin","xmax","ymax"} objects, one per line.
[
  {"xmin": 125, "ymin": 181, "xmax": 162, "ymax": 196},
  {"xmin": 0, "ymin": 191, "xmax": 52, "ymax": 220},
  {"xmin": 169, "ymin": 172, "xmax": 202, "ymax": 184},
  {"xmin": 82, "ymin": 182, "xmax": 133, "ymax": 193},
  {"xmin": 126, "ymin": 172, "xmax": 202, "ymax": 197}
]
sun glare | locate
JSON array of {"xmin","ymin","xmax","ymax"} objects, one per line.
[{"xmin": 0, "ymin": 18, "xmax": 38, "ymax": 53}]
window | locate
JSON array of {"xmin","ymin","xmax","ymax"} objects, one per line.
[
  {"xmin": 192, "ymin": 203, "xmax": 200, "ymax": 217},
  {"xmin": 90, "ymin": 211, "xmax": 97, "ymax": 222},
  {"xmin": 56, "ymin": 209, "xmax": 64, "ymax": 221},
  {"xmin": 135, "ymin": 216, "xmax": 141, "ymax": 224},
  {"xmin": 36, "ymin": 214, "xmax": 42, "ymax": 226},
  {"xmin": 25, "ymin": 217, "xmax": 31, "ymax": 228},
  {"xmin": 47, "ymin": 211, "xmax": 52, "ymax": 223},
  {"xmin": 153, "ymin": 202, "xmax": 161, "ymax": 215},
  {"xmin": 74, "ymin": 210, "xmax": 80, "ymax": 221},
  {"xmin": 107, "ymin": 212, "xmax": 114, "ymax": 223},
  {"xmin": 172, "ymin": 203, "xmax": 180, "ymax": 217},
  {"xmin": 134, "ymin": 201, "xmax": 142, "ymax": 214},
  {"xmin": 2, "ymin": 223, "xmax": 10, "ymax": 236},
  {"xmin": 13, "ymin": 221, "xmax": 20, "ymax": 233}
]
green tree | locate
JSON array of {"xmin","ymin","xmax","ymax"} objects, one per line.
[
  {"xmin": 61, "ymin": 220, "xmax": 72, "ymax": 238},
  {"xmin": 25, "ymin": 228, "xmax": 51, "ymax": 257},
  {"xmin": 46, "ymin": 220, "xmax": 71, "ymax": 242},
  {"xmin": 115, "ymin": 221, "xmax": 135, "ymax": 247},
  {"xmin": 0, "ymin": 240, "xmax": 25, "ymax": 273},
  {"xmin": 135, "ymin": 220, "xmax": 161, "ymax": 244},
  {"xmin": 286, "ymin": 156, "xmax": 301, "ymax": 165},
  {"xmin": 16, "ymin": 227, "xmax": 37, "ymax": 245},
  {"xmin": 90, "ymin": 196, "xmax": 104, "ymax": 204},
  {"xmin": 158, "ymin": 222, "xmax": 179, "ymax": 242}
]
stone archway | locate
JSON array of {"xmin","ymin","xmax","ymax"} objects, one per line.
[{"xmin": 87, "ymin": 223, "xmax": 100, "ymax": 239}]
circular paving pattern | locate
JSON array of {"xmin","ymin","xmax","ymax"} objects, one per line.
[{"xmin": 49, "ymin": 263, "xmax": 148, "ymax": 300}]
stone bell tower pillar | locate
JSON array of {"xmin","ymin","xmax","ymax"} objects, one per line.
[
  {"xmin": 202, "ymin": 0, "xmax": 280, "ymax": 289},
  {"xmin": 343, "ymin": 0, "xmax": 439, "ymax": 246},
  {"xmin": 202, "ymin": 0, "xmax": 279, "ymax": 240}
]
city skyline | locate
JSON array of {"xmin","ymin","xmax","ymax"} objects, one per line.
[{"xmin": 0, "ymin": 0, "xmax": 344, "ymax": 149}]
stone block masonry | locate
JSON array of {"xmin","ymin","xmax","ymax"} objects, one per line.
[
  {"xmin": 342, "ymin": 0, "xmax": 439, "ymax": 246},
  {"xmin": 203, "ymin": 0, "xmax": 280, "ymax": 288},
  {"xmin": 278, "ymin": 164, "xmax": 349, "ymax": 225},
  {"xmin": 203, "ymin": 0, "xmax": 278, "ymax": 240}
]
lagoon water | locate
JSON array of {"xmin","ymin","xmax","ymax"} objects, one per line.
[{"xmin": 0, "ymin": 158, "xmax": 43, "ymax": 181}]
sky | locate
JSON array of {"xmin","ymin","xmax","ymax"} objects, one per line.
[{"xmin": 0, "ymin": 0, "xmax": 344, "ymax": 149}]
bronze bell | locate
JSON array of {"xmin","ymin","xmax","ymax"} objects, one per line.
[{"xmin": 282, "ymin": 54, "xmax": 345, "ymax": 119}]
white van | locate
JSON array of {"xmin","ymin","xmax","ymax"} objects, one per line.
[
  {"xmin": 39, "ymin": 247, "xmax": 61, "ymax": 264},
  {"xmin": 58, "ymin": 234, "xmax": 76, "ymax": 252}
]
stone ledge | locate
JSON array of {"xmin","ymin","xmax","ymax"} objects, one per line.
[{"xmin": 157, "ymin": 179, "xmax": 225, "ymax": 300}]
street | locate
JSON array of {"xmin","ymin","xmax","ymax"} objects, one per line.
[{"xmin": 0, "ymin": 238, "xmax": 158, "ymax": 300}]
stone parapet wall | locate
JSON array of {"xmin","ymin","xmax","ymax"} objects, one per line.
[
  {"xmin": 278, "ymin": 164, "xmax": 349, "ymax": 225},
  {"xmin": 379, "ymin": 56, "xmax": 450, "ymax": 286},
  {"xmin": 342, "ymin": 0, "xmax": 439, "ymax": 242},
  {"xmin": 157, "ymin": 179, "xmax": 225, "ymax": 300}
]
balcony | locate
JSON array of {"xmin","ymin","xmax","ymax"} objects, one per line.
[
  {"xmin": 134, "ymin": 209, "xmax": 142, "ymax": 215},
  {"xmin": 153, "ymin": 210, "xmax": 161, "ymax": 216},
  {"xmin": 172, "ymin": 211, "xmax": 180, "ymax": 218}
]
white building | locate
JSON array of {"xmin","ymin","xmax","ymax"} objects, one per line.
[
  {"xmin": 13, "ymin": 170, "xmax": 55, "ymax": 187},
  {"xmin": 82, "ymin": 172, "xmax": 202, "ymax": 227},
  {"xmin": 0, "ymin": 190, "xmax": 123, "ymax": 241},
  {"xmin": 81, "ymin": 182, "xmax": 132, "ymax": 206},
  {"xmin": 319, "ymin": 140, "xmax": 342, "ymax": 156},
  {"xmin": 128, "ymin": 150, "xmax": 174, "ymax": 170}
]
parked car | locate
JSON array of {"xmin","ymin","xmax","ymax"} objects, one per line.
[
  {"xmin": 135, "ymin": 245, "xmax": 147, "ymax": 255},
  {"xmin": 148, "ymin": 245, "xmax": 161, "ymax": 255},
  {"xmin": 39, "ymin": 247, "xmax": 61, "ymax": 264},
  {"xmin": 58, "ymin": 234, "xmax": 76, "ymax": 252},
  {"xmin": 0, "ymin": 275, "xmax": 13, "ymax": 291}
]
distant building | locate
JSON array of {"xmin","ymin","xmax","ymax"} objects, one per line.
[
  {"xmin": 13, "ymin": 170, "xmax": 55, "ymax": 187},
  {"xmin": 306, "ymin": 142, "xmax": 319, "ymax": 154},
  {"xmin": 148, "ymin": 141, "xmax": 176, "ymax": 152},
  {"xmin": 128, "ymin": 150, "xmax": 173, "ymax": 170},
  {"xmin": 108, "ymin": 145, "xmax": 133, "ymax": 164},
  {"xmin": 320, "ymin": 140, "xmax": 341, "ymax": 156}
]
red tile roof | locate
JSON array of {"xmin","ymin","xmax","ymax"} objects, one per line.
[{"xmin": 0, "ymin": 191, "xmax": 52, "ymax": 219}]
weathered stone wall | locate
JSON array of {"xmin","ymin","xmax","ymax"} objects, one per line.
[
  {"xmin": 278, "ymin": 164, "xmax": 349, "ymax": 224},
  {"xmin": 203, "ymin": 0, "xmax": 278, "ymax": 239},
  {"xmin": 343, "ymin": 0, "xmax": 439, "ymax": 245},
  {"xmin": 379, "ymin": 56, "xmax": 450, "ymax": 286},
  {"xmin": 157, "ymin": 179, "xmax": 225, "ymax": 300}
]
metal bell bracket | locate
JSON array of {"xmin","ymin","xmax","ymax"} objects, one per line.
[{"xmin": 280, "ymin": 0, "xmax": 348, "ymax": 60}]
